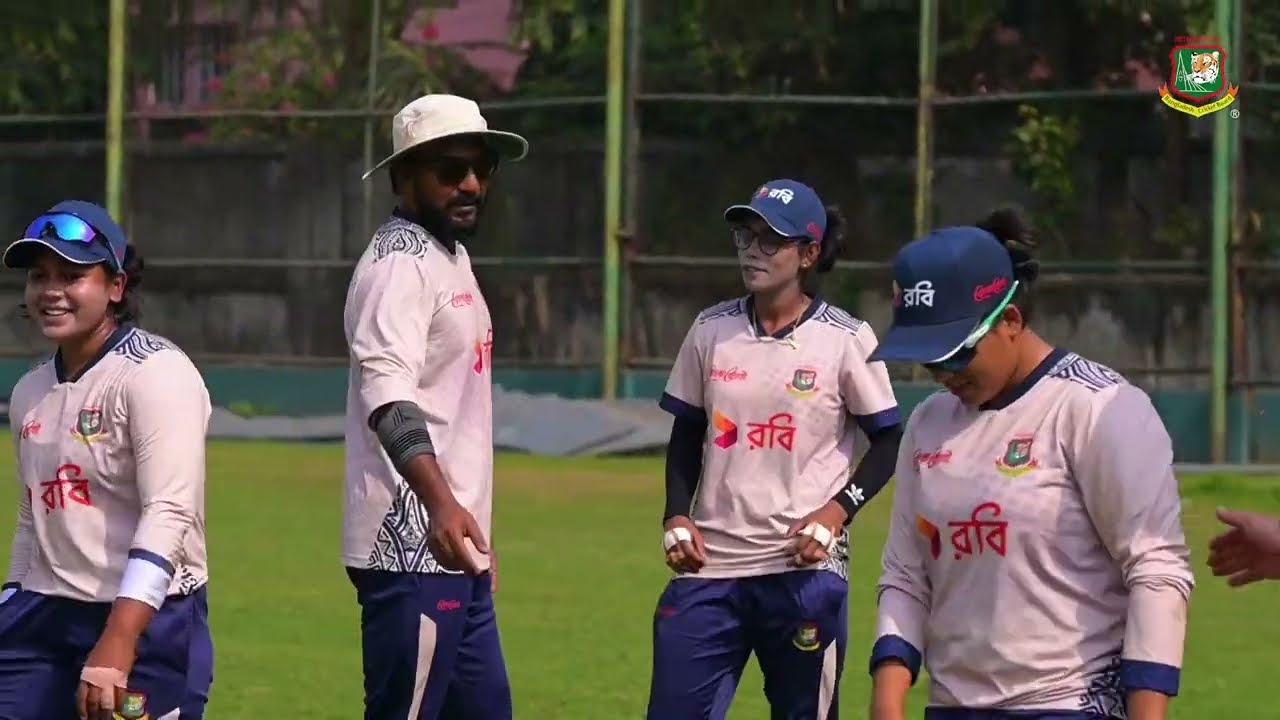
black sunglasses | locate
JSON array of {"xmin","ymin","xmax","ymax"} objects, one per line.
[
  {"xmin": 425, "ymin": 154, "xmax": 499, "ymax": 185},
  {"xmin": 731, "ymin": 226, "xmax": 809, "ymax": 257}
]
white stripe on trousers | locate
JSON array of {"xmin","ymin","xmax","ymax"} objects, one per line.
[
  {"xmin": 407, "ymin": 614, "xmax": 439, "ymax": 720},
  {"xmin": 817, "ymin": 641, "xmax": 838, "ymax": 719}
]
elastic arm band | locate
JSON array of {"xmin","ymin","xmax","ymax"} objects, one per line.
[{"xmin": 371, "ymin": 401, "xmax": 435, "ymax": 472}]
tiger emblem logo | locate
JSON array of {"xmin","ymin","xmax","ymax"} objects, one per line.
[{"xmin": 1188, "ymin": 51, "xmax": 1220, "ymax": 85}]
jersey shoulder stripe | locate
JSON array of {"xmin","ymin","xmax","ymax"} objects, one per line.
[
  {"xmin": 696, "ymin": 297, "xmax": 745, "ymax": 325},
  {"xmin": 1048, "ymin": 352, "xmax": 1126, "ymax": 393},
  {"xmin": 372, "ymin": 217, "xmax": 434, "ymax": 261},
  {"xmin": 811, "ymin": 302, "xmax": 867, "ymax": 338},
  {"xmin": 113, "ymin": 328, "xmax": 179, "ymax": 365}
]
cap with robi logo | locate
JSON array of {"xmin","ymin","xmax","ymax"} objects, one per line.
[
  {"xmin": 867, "ymin": 226, "xmax": 1017, "ymax": 364},
  {"xmin": 723, "ymin": 179, "xmax": 827, "ymax": 242}
]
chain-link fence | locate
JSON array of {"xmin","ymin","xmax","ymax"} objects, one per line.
[{"xmin": 0, "ymin": 0, "xmax": 1274, "ymax": 459}]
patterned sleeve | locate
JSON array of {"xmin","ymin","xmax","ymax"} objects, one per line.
[
  {"xmin": 659, "ymin": 320, "xmax": 706, "ymax": 420},
  {"xmin": 869, "ymin": 416, "xmax": 929, "ymax": 683},
  {"xmin": 346, "ymin": 253, "xmax": 434, "ymax": 420},
  {"xmin": 842, "ymin": 323, "xmax": 901, "ymax": 434},
  {"xmin": 1075, "ymin": 384, "xmax": 1193, "ymax": 697}
]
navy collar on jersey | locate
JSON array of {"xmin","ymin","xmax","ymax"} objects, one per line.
[
  {"xmin": 980, "ymin": 345, "xmax": 1069, "ymax": 412},
  {"xmin": 392, "ymin": 206, "xmax": 457, "ymax": 255},
  {"xmin": 54, "ymin": 323, "xmax": 134, "ymax": 384},
  {"xmin": 746, "ymin": 294, "xmax": 823, "ymax": 340}
]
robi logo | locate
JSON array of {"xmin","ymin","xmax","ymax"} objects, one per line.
[{"xmin": 712, "ymin": 411, "xmax": 738, "ymax": 449}]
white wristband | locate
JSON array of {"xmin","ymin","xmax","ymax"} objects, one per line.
[
  {"xmin": 800, "ymin": 522, "xmax": 836, "ymax": 552},
  {"xmin": 117, "ymin": 557, "xmax": 172, "ymax": 610},
  {"xmin": 663, "ymin": 526, "xmax": 693, "ymax": 552}
]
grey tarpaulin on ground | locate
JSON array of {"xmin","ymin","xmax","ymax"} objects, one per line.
[{"xmin": 202, "ymin": 387, "xmax": 676, "ymax": 456}]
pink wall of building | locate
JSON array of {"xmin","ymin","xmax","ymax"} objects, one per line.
[{"xmin": 135, "ymin": 0, "xmax": 527, "ymax": 112}]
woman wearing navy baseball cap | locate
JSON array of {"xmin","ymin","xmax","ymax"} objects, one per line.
[
  {"xmin": 867, "ymin": 208, "xmax": 1193, "ymax": 720},
  {"xmin": 649, "ymin": 179, "xmax": 903, "ymax": 719},
  {"xmin": 0, "ymin": 201, "xmax": 215, "ymax": 720}
]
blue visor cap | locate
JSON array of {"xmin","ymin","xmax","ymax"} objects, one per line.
[
  {"xmin": 723, "ymin": 179, "xmax": 826, "ymax": 241},
  {"xmin": 868, "ymin": 226, "xmax": 1015, "ymax": 364},
  {"xmin": 4, "ymin": 200, "xmax": 126, "ymax": 271}
]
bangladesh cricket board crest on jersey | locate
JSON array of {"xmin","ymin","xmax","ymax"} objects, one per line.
[
  {"xmin": 995, "ymin": 434, "xmax": 1040, "ymax": 478},
  {"xmin": 1159, "ymin": 38, "xmax": 1239, "ymax": 118},
  {"xmin": 72, "ymin": 407, "xmax": 108, "ymax": 440},
  {"xmin": 72, "ymin": 407, "xmax": 107, "ymax": 444},
  {"xmin": 786, "ymin": 367, "xmax": 819, "ymax": 396}
]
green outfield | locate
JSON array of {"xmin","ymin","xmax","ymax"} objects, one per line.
[{"xmin": 1, "ymin": 440, "xmax": 1278, "ymax": 718}]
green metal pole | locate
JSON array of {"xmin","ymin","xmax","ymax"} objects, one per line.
[
  {"xmin": 1230, "ymin": 0, "xmax": 1248, "ymax": 463},
  {"xmin": 619, "ymin": 0, "xmax": 642, "ymax": 399},
  {"xmin": 1209, "ymin": 0, "xmax": 1233, "ymax": 463},
  {"xmin": 913, "ymin": 0, "xmax": 937, "ymax": 239},
  {"xmin": 361, "ymin": 0, "xmax": 382, "ymax": 236},
  {"xmin": 909, "ymin": 0, "xmax": 938, "ymax": 383},
  {"xmin": 601, "ymin": 0, "xmax": 626, "ymax": 400},
  {"xmin": 105, "ymin": 0, "xmax": 127, "ymax": 220}
]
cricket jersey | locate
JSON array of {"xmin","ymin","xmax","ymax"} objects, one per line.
[
  {"xmin": 660, "ymin": 296, "xmax": 900, "ymax": 579},
  {"xmin": 343, "ymin": 214, "xmax": 494, "ymax": 574},
  {"xmin": 4, "ymin": 325, "xmax": 211, "ymax": 603},
  {"xmin": 872, "ymin": 348, "xmax": 1194, "ymax": 715}
]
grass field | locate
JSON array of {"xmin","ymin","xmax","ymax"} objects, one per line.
[{"xmin": 2, "ymin": 439, "xmax": 1280, "ymax": 719}]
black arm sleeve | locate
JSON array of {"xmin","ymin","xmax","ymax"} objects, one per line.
[
  {"xmin": 833, "ymin": 422, "xmax": 903, "ymax": 523},
  {"xmin": 663, "ymin": 413, "xmax": 707, "ymax": 524}
]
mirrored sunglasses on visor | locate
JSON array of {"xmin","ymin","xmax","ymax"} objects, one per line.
[
  {"xmin": 21, "ymin": 213, "xmax": 121, "ymax": 272},
  {"xmin": 921, "ymin": 280, "xmax": 1020, "ymax": 372}
]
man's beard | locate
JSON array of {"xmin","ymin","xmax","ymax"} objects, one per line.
[{"xmin": 415, "ymin": 191, "xmax": 484, "ymax": 243}]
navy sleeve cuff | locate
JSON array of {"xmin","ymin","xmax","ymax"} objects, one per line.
[
  {"xmin": 869, "ymin": 634, "xmax": 922, "ymax": 684},
  {"xmin": 855, "ymin": 406, "xmax": 901, "ymax": 435},
  {"xmin": 659, "ymin": 392, "xmax": 706, "ymax": 423},
  {"xmin": 128, "ymin": 547, "xmax": 176, "ymax": 576},
  {"xmin": 1119, "ymin": 659, "xmax": 1180, "ymax": 696},
  {"xmin": 0, "ymin": 582, "xmax": 19, "ymax": 591}
]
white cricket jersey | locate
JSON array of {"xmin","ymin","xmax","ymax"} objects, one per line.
[
  {"xmin": 873, "ymin": 348, "xmax": 1194, "ymax": 714},
  {"xmin": 342, "ymin": 214, "xmax": 494, "ymax": 574},
  {"xmin": 660, "ymin": 296, "xmax": 901, "ymax": 579},
  {"xmin": 5, "ymin": 326, "xmax": 211, "ymax": 603}
]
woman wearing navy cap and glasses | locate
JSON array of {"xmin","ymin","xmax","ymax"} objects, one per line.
[
  {"xmin": 866, "ymin": 208, "xmax": 1192, "ymax": 720},
  {"xmin": 649, "ymin": 179, "xmax": 903, "ymax": 719},
  {"xmin": 0, "ymin": 201, "xmax": 214, "ymax": 720}
]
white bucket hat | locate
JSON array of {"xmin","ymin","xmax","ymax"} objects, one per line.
[{"xmin": 361, "ymin": 94, "xmax": 528, "ymax": 180}]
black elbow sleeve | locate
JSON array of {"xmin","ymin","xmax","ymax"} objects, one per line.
[{"xmin": 370, "ymin": 401, "xmax": 435, "ymax": 473}]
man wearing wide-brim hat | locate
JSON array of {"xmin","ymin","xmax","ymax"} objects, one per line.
[{"xmin": 342, "ymin": 93, "xmax": 525, "ymax": 720}]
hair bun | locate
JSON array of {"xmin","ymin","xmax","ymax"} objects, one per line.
[{"xmin": 976, "ymin": 206, "xmax": 1040, "ymax": 284}]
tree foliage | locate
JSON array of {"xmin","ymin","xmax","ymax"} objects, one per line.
[{"xmin": 0, "ymin": 3, "xmax": 111, "ymax": 115}]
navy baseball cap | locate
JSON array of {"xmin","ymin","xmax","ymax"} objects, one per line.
[
  {"xmin": 724, "ymin": 179, "xmax": 827, "ymax": 242},
  {"xmin": 4, "ymin": 200, "xmax": 126, "ymax": 271},
  {"xmin": 868, "ymin": 226, "xmax": 1017, "ymax": 364}
]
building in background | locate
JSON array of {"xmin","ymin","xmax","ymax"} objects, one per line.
[{"xmin": 133, "ymin": 1, "xmax": 528, "ymax": 116}]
